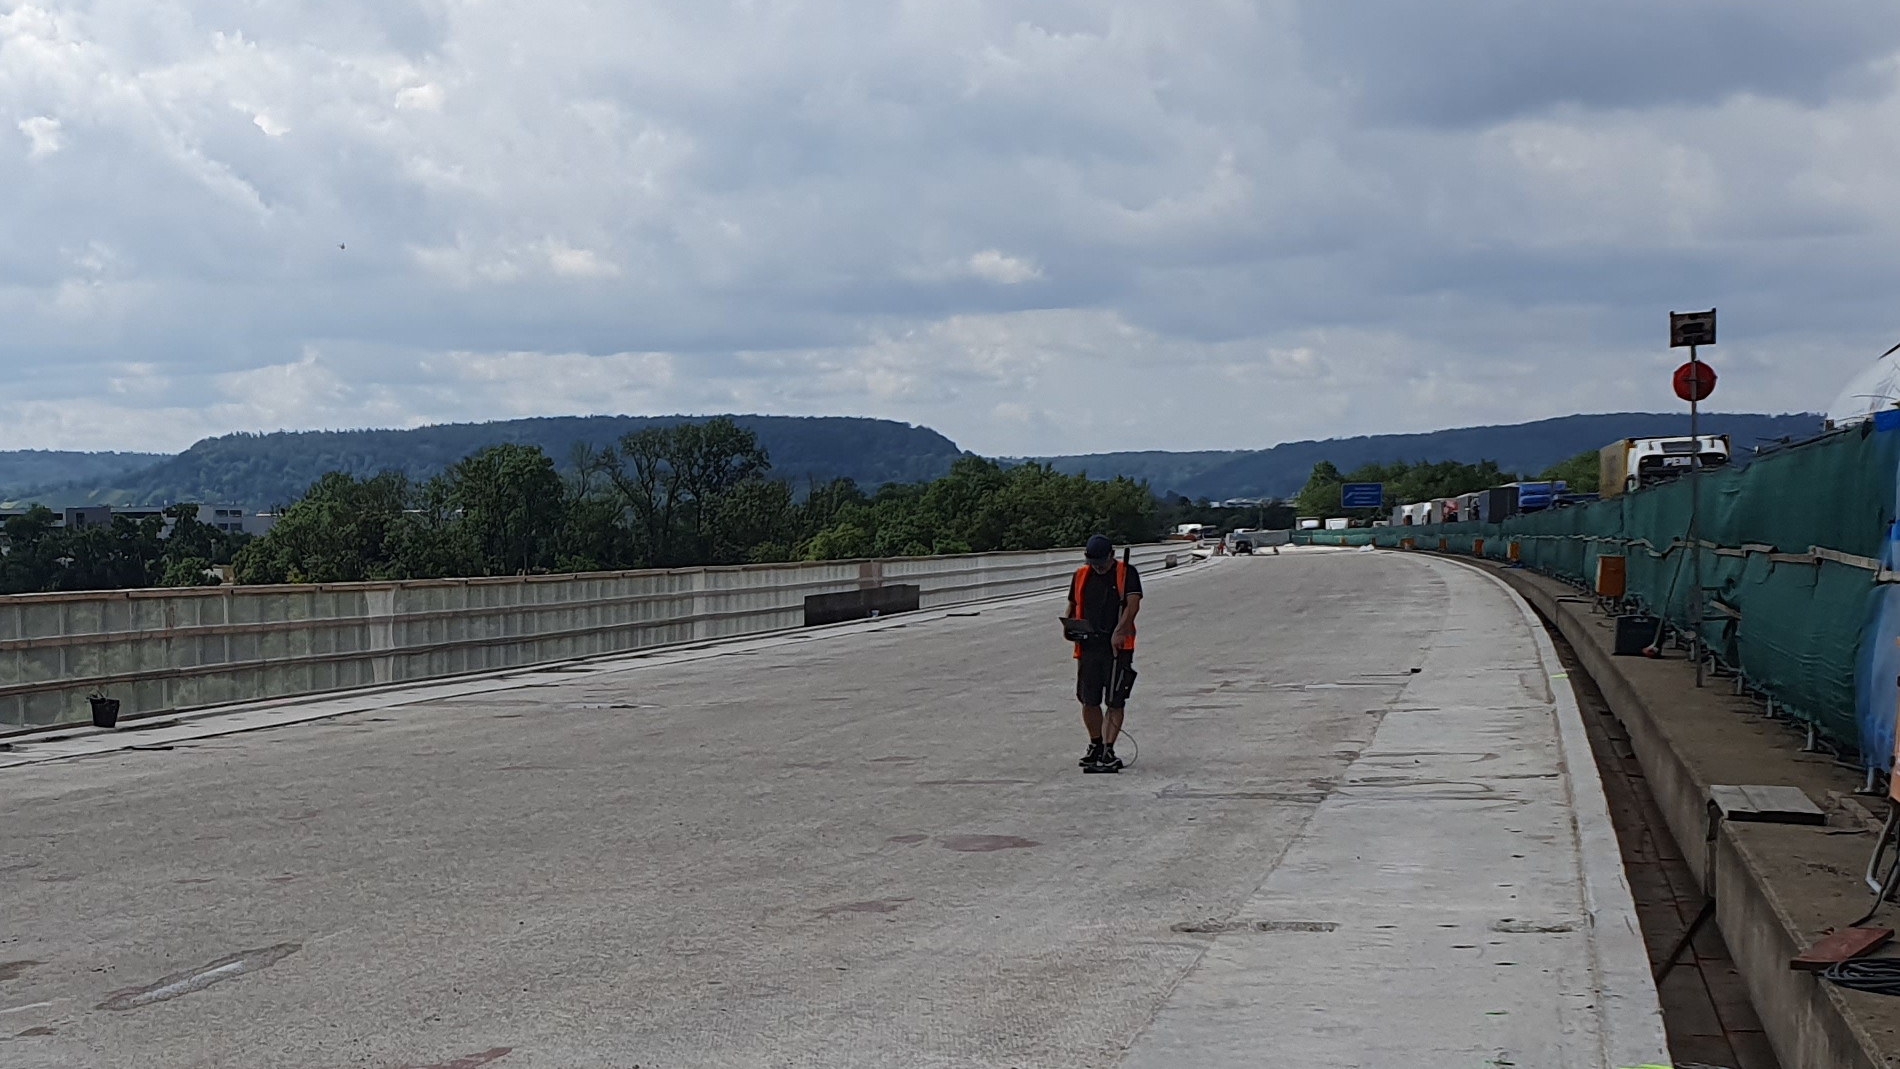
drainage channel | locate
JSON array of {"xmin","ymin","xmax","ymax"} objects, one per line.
[{"xmin": 1546, "ymin": 627, "xmax": 1781, "ymax": 1069}]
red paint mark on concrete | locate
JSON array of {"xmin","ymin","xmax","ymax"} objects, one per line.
[
  {"xmin": 938, "ymin": 835, "xmax": 1040, "ymax": 853},
  {"xmin": 394, "ymin": 1048, "xmax": 512, "ymax": 1069},
  {"xmin": 815, "ymin": 898, "xmax": 913, "ymax": 917}
]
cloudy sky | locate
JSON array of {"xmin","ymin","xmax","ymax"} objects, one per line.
[{"xmin": 5, "ymin": 1, "xmax": 1900, "ymax": 456}]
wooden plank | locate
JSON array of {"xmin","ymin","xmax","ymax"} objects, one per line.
[
  {"xmin": 1791, "ymin": 927, "xmax": 1893, "ymax": 971},
  {"xmin": 1708, "ymin": 784, "xmax": 1826, "ymax": 826}
]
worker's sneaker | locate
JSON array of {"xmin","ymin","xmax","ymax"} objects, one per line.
[
  {"xmin": 1096, "ymin": 745, "xmax": 1124, "ymax": 773},
  {"xmin": 1079, "ymin": 741, "xmax": 1104, "ymax": 768}
]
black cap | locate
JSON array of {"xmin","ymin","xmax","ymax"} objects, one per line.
[{"xmin": 1084, "ymin": 534, "xmax": 1114, "ymax": 559}]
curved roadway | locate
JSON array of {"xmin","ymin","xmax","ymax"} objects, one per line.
[{"xmin": 0, "ymin": 548, "xmax": 1665, "ymax": 1068}]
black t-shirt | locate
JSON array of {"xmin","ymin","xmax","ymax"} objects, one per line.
[{"xmin": 1075, "ymin": 563, "xmax": 1143, "ymax": 639}]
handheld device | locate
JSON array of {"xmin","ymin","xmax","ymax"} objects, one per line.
[{"xmin": 1060, "ymin": 617, "xmax": 1101, "ymax": 643}]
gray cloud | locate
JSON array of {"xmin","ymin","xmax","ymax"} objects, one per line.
[
  {"xmin": 1296, "ymin": 1, "xmax": 1900, "ymax": 126},
  {"xmin": 2, "ymin": 1, "xmax": 1897, "ymax": 457}
]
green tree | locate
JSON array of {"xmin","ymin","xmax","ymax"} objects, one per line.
[
  {"xmin": 710, "ymin": 477, "xmax": 795, "ymax": 564},
  {"xmin": 793, "ymin": 477, "xmax": 869, "ymax": 542},
  {"xmin": 600, "ymin": 417, "xmax": 770, "ymax": 567},
  {"xmin": 161, "ymin": 504, "xmax": 218, "ymax": 562},
  {"xmin": 556, "ymin": 444, "xmax": 640, "ymax": 572},
  {"xmin": 1293, "ymin": 461, "xmax": 1344, "ymax": 517},
  {"xmin": 602, "ymin": 425, "xmax": 675, "ymax": 564},
  {"xmin": 673, "ymin": 419, "xmax": 771, "ymax": 550},
  {"xmin": 447, "ymin": 444, "xmax": 566, "ymax": 574},
  {"xmin": 0, "ymin": 506, "xmax": 66, "ymax": 594},
  {"xmin": 60, "ymin": 515, "xmax": 164, "ymax": 590},
  {"xmin": 804, "ymin": 520, "xmax": 876, "ymax": 560},
  {"xmin": 158, "ymin": 556, "xmax": 220, "ymax": 587},
  {"xmin": 554, "ymin": 492, "xmax": 635, "ymax": 573},
  {"xmin": 233, "ymin": 471, "xmax": 412, "ymax": 583},
  {"xmin": 383, "ymin": 475, "xmax": 481, "ymax": 579}
]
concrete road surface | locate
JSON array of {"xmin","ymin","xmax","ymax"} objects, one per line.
[{"xmin": 0, "ymin": 549, "xmax": 1665, "ymax": 1068}]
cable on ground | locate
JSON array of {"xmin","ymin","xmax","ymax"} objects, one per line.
[
  {"xmin": 1821, "ymin": 958, "xmax": 1900, "ymax": 996},
  {"xmin": 1115, "ymin": 730, "xmax": 1137, "ymax": 769}
]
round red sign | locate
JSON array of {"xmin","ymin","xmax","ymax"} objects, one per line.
[{"xmin": 1673, "ymin": 360, "xmax": 1717, "ymax": 402}]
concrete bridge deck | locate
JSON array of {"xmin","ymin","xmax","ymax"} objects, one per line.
[{"xmin": 0, "ymin": 549, "xmax": 1666, "ymax": 1068}]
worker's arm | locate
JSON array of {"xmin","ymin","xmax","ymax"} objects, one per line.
[{"xmin": 1112, "ymin": 593, "xmax": 1141, "ymax": 649}]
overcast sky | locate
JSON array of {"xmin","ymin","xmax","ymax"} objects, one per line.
[{"xmin": 5, "ymin": 1, "xmax": 1900, "ymax": 456}]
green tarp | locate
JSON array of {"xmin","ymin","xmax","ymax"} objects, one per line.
[{"xmin": 1306, "ymin": 421, "xmax": 1900, "ymax": 760}]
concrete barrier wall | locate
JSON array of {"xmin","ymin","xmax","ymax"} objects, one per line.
[{"xmin": 0, "ymin": 543, "xmax": 1187, "ymax": 729}]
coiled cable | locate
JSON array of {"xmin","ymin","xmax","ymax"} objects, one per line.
[{"xmin": 1821, "ymin": 958, "xmax": 1900, "ymax": 996}]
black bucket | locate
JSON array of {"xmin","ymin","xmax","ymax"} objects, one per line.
[
  {"xmin": 88, "ymin": 695, "xmax": 120, "ymax": 729},
  {"xmin": 1614, "ymin": 614, "xmax": 1659, "ymax": 657}
]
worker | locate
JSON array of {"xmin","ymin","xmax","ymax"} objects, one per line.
[{"xmin": 1065, "ymin": 534, "xmax": 1142, "ymax": 773}]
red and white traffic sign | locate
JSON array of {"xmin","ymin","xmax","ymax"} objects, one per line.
[{"xmin": 1673, "ymin": 360, "xmax": 1717, "ymax": 402}]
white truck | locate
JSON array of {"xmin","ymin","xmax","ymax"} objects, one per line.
[{"xmin": 1599, "ymin": 435, "xmax": 1731, "ymax": 498}]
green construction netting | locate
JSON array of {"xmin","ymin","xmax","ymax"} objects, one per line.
[{"xmin": 1303, "ymin": 421, "xmax": 1900, "ymax": 760}]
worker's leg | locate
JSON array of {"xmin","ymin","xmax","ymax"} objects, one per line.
[
  {"xmin": 1082, "ymin": 704, "xmax": 1104, "ymax": 741},
  {"xmin": 1078, "ymin": 654, "xmax": 1109, "ymax": 766},
  {"xmin": 1103, "ymin": 704, "xmax": 1124, "ymax": 745}
]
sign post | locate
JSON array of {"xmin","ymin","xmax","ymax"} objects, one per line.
[{"xmin": 1669, "ymin": 309, "xmax": 1717, "ymax": 687}]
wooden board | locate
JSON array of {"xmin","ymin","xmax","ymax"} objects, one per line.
[
  {"xmin": 1708, "ymin": 784, "xmax": 1826, "ymax": 826},
  {"xmin": 1791, "ymin": 927, "xmax": 1893, "ymax": 971}
]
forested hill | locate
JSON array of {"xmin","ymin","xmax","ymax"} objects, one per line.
[
  {"xmin": 7, "ymin": 409, "xmax": 1829, "ymax": 509},
  {"xmin": 0, "ymin": 451, "xmax": 167, "ymax": 502},
  {"xmin": 15, "ymin": 416, "xmax": 966, "ymax": 508},
  {"xmin": 1042, "ymin": 412, "xmax": 1823, "ymax": 500}
]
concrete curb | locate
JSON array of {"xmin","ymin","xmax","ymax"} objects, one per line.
[
  {"xmin": 1483, "ymin": 557, "xmax": 1892, "ymax": 1069},
  {"xmin": 1440, "ymin": 556, "xmax": 1673, "ymax": 1068}
]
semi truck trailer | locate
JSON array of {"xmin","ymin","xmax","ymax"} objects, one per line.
[{"xmin": 1599, "ymin": 436, "xmax": 1731, "ymax": 498}]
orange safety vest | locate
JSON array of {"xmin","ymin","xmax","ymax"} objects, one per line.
[{"xmin": 1069, "ymin": 562, "xmax": 1136, "ymax": 659}]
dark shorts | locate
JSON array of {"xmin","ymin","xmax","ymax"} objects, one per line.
[{"xmin": 1077, "ymin": 649, "xmax": 1136, "ymax": 708}]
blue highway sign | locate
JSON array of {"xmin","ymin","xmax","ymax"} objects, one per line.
[{"xmin": 1340, "ymin": 483, "xmax": 1384, "ymax": 510}]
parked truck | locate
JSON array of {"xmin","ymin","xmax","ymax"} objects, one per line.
[
  {"xmin": 1510, "ymin": 480, "xmax": 1566, "ymax": 513},
  {"xmin": 1599, "ymin": 435, "xmax": 1731, "ymax": 498},
  {"xmin": 1476, "ymin": 486, "xmax": 1519, "ymax": 523}
]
